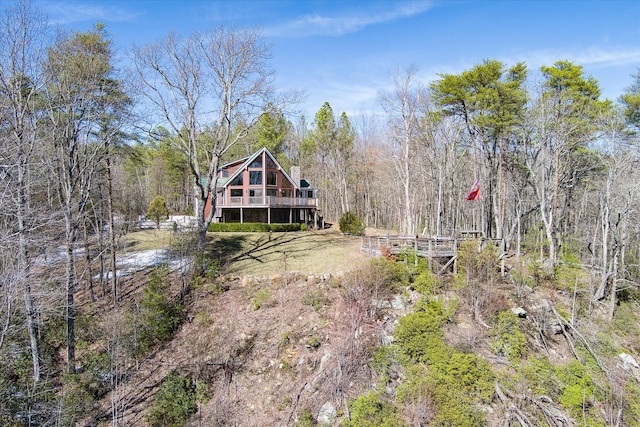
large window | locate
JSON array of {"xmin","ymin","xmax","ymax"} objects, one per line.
[
  {"xmin": 249, "ymin": 171, "xmax": 262, "ymax": 185},
  {"xmin": 266, "ymin": 171, "xmax": 277, "ymax": 186},
  {"xmin": 266, "ymin": 156, "xmax": 277, "ymax": 169}
]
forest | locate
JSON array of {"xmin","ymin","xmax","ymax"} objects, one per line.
[{"xmin": 1, "ymin": 0, "xmax": 640, "ymax": 425}]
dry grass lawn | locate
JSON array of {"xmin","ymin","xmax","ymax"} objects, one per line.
[
  {"xmin": 118, "ymin": 226, "xmax": 370, "ymax": 277},
  {"xmin": 207, "ymin": 227, "xmax": 369, "ymax": 276}
]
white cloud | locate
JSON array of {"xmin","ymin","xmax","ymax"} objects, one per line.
[
  {"xmin": 502, "ymin": 46, "xmax": 640, "ymax": 71},
  {"xmin": 37, "ymin": 1, "xmax": 139, "ymax": 25},
  {"xmin": 264, "ymin": 1, "xmax": 434, "ymax": 38}
]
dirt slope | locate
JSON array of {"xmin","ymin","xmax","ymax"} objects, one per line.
[{"xmin": 88, "ymin": 228, "xmax": 377, "ymax": 426}]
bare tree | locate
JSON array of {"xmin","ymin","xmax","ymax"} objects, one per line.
[
  {"xmin": 592, "ymin": 106, "xmax": 640, "ymax": 321},
  {"xmin": 379, "ymin": 66, "xmax": 429, "ymax": 235},
  {"xmin": 132, "ymin": 27, "xmax": 298, "ymax": 251},
  {"xmin": 0, "ymin": 0, "xmax": 50, "ymax": 382}
]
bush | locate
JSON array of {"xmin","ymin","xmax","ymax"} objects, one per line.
[
  {"xmin": 207, "ymin": 222, "xmax": 302, "ymax": 232},
  {"xmin": 412, "ymin": 269, "xmax": 440, "ymax": 295},
  {"xmin": 139, "ymin": 266, "xmax": 183, "ymax": 352},
  {"xmin": 339, "ymin": 211, "xmax": 364, "ymax": 236},
  {"xmin": 394, "ymin": 299, "xmax": 450, "ymax": 364},
  {"xmin": 147, "ymin": 195, "xmax": 169, "ymax": 229},
  {"xmin": 394, "ymin": 298, "xmax": 493, "ymax": 426},
  {"xmin": 295, "ymin": 407, "xmax": 316, "ymax": 426},
  {"xmin": 146, "ymin": 370, "xmax": 198, "ymax": 427},
  {"xmin": 489, "ymin": 310, "xmax": 527, "ymax": 362},
  {"xmin": 343, "ymin": 391, "xmax": 400, "ymax": 427},
  {"xmin": 368, "ymin": 257, "xmax": 412, "ymax": 292}
]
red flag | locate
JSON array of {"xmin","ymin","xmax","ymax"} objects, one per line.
[{"xmin": 467, "ymin": 179, "xmax": 480, "ymax": 201}]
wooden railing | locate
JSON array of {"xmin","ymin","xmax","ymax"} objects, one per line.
[
  {"xmin": 361, "ymin": 234, "xmax": 503, "ymax": 259},
  {"xmin": 220, "ymin": 196, "xmax": 317, "ymax": 208}
]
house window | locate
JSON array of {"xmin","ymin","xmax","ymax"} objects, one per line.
[
  {"xmin": 266, "ymin": 171, "xmax": 277, "ymax": 186},
  {"xmin": 221, "ymin": 170, "xmax": 228, "ymax": 177},
  {"xmin": 250, "ymin": 157, "xmax": 262, "ymax": 168},
  {"xmin": 266, "ymin": 156, "xmax": 277, "ymax": 169},
  {"xmin": 230, "ymin": 189, "xmax": 243, "ymax": 197},
  {"xmin": 281, "ymin": 189, "xmax": 292, "ymax": 198},
  {"xmin": 249, "ymin": 171, "xmax": 262, "ymax": 185},
  {"xmin": 249, "ymin": 189, "xmax": 262, "ymax": 197},
  {"xmin": 230, "ymin": 173, "xmax": 243, "ymax": 186},
  {"xmin": 267, "ymin": 189, "xmax": 278, "ymax": 197}
]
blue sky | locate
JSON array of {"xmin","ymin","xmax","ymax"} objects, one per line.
[{"xmin": 24, "ymin": 0, "xmax": 640, "ymax": 119}]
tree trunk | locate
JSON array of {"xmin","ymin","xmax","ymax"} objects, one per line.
[
  {"xmin": 18, "ymin": 153, "xmax": 41, "ymax": 383},
  {"xmin": 106, "ymin": 156, "xmax": 118, "ymax": 307},
  {"xmin": 65, "ymin": 231, "xmax": 76, "ymax": 373}
]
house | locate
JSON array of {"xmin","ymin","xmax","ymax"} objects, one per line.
[{"xmin": 205, "ymin": 147, "xmax": 319, "ymax": 227}]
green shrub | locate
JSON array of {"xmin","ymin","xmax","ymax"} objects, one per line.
[
  {"xmin": 520, "ymin": 357, "xmax": 563, "ymax": 397},
  {"xmin": 394, "ymin": 299, "xmax": 450, "ymax": 364},
  {"xmin": 270, "ymin": 223, "xmax": 302, "ymax": 232},
  {"xmin": 553, "ymin": 263, "xmax": 589, "ymax": 293},
  {"xmin": 343, "ymin": 391, "xmax": 400, "ymax": 427},
  {"xmin": 253, "ymin": 288, "xmax": 272, "ymax": 310},
  {"xmin": 339, "ymin": 211, "xmax": 364, "ymax": 236},
  {"xmin": 60, "ymin": 373, "xmax": 94, "ymax": 427},
  {"xmin": 147, "ymin": 195, "xmax": 169, "ymax": 229},
  {"xmin": 368, "ymin": 257, "xmax": 412, "ymax": 291},
  {"xmin": 557, "ymin": 360, "xmax": 596, "ymax": 418},
  {"xmin": 140, "ymin": 266, "xmax": 183, "ymax": 351},
  {"xmin": 393, "ymin": 297, "xmax": 493, "ymax": 426},
  {"xmin": 625, "ymin": 381, "xmax": 640, "ymax": 424},
  {"xmin": 489, "ymin": 311, "xmax": 527, "ymax": 362},
  {"xmin": 296, "ymin": 407, "xmax": 316, "ymax": 426},
  {"xmin": 207, "ymin": 222, "xmax": 302, "ymax": 232},
  {"xmin": 146, "ymin": 369, "xmax": 198, "ymax": 427},
  {"xmin": 412, "ymin": 269, "xmax": 440, "ymax": 295},
  {"xmin": 302, "ymin": 288, "xmax": 330, "ymax": 311}
]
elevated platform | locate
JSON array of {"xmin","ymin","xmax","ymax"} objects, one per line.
[{"xmin": 361, "ymin": 234, "xmax": 504, "ymax": 274}]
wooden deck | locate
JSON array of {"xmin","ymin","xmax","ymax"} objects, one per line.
[
  {"xmin": 361, "ymin": 235, "xmax": 457, "ymax": 258},
  {"xmin": 361, "ymin": 234, "xmax": 505, "ymax": 274}
]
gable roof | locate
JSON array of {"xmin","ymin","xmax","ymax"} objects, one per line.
[{"xmin": 219, "ymin": 147, "xmax": 301, "ymax": 190}]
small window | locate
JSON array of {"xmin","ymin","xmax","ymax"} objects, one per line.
[
  {"xmin": 230, "ymin": 189, "xmax": 243, "ymax": 197},
  {"xmin": 266, "ymin": 171, "xmax": 277, "ymax": 186},
  {"xmin": 267, "ymin": 189, "xmax": 278, "ymax": 197},
  {"xmin": 250, "ymin": 157, "xmax": 262, "ymax": 168},
  {"xmin": 249, "ymin": 189, "xmax": 262, "ymax": 197},
  {"xmin": 266, "ymin": 156, "xmax": 277, "ymax": 169},
  {"xmin": 221, "ymin": 170, "xmax": 228, "ymax": 177},
  {"xmin": 281, "ymin": 189, "xmax": 292, "ymax": 198},
  {"xmin": 230, "ymin": 173, "xmax": 243, "ymax": 186},
  {"xmin": 249, "ymin": 171, "xmax": 262, "ymax": 185}
]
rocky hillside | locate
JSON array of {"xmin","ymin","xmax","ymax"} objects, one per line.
[{"xmin": 81, "ymin": 228, "xmax": 640, "ymax": 426}]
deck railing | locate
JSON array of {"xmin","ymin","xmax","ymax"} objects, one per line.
[
  {"xmin": 220, "ymin": 196, "xmax": 317, "ymax": 208},
  {"xmin": 361, "ymin": 234, "xmax": 503, "ymax": 259}
]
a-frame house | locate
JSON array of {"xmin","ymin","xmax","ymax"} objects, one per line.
[{"xmin": 204, "ymin": 147, "xmax": 319, "ymax": 227}]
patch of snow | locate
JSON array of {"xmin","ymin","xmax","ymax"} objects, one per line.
[{"xmin": 93, "ymin": 249, "xmax": 193, "ymax": 280}]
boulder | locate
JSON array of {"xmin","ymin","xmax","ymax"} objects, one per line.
[
  {"xmin": 511, "ymin": 307, "xmax": 527, "ymax": 318},
  {"xmin": 317, "ymin": 401, "xmax": 336, "ymax": 425}
]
